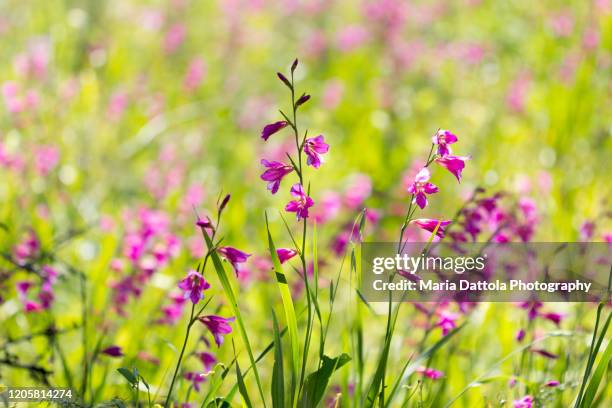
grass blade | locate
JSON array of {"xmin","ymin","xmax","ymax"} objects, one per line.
[{"xmin": 271, "ymin": 310, "xmax": 285, "ymax": 408}]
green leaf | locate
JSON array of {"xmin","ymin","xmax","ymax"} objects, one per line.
[
  {"xmin": 201, "ymin": 228, "xmax": 267, "ymax": 407},
  {"xmin": 266, "ymin": 214, "xmax": 300, "ymax": 399},
  {"xmin": 300, "ymin": 353, "xmax": 351, "ymax": 408},
  {"xmin": 235, "ymin": 357, "xmax": 253, "ymax": 408},
  {"xmin": 117, "ymin": 367, "xmax": 137, "ymax": 385},
  {"xmin": 579, "ymin": 312, "xmax": 611, "ymax": 407},
  {"xmin": 271, "ymin": 310, "xmax": 285, "ymax": 408}
]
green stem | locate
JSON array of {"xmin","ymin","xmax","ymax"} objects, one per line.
[{"xmin": 164, "ymin": 303, "xmax": 196, "ymax": 408}]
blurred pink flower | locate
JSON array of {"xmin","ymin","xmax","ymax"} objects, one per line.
[
  {"xmin": 34, "ymin": 145, "xmax": 60, "ymax": 176},
  {"xmin": 506, "ymin": 71, "xmax": 531, "ymax": 113},
  {"xmin": 164, "ymin": 23, "xmax": 186, "ymax": 54},
  {"xmin": 102, "ymin": 345, "xmax": 124, "ymax": 357},
  {"xmin": 410, "ymin": 218, "xmax": 451, "ymax": 238},
  {"xmin": 416, "ymin": 367, "xmax": 444, "ymax": 380},
  {"xmin": 107, "ymin": 91, "xmax": 129, "ymax": 121},
  {"xmin": 336, "ymin": 25, "xmax": 370, "ymax": 52},
  {"xmin": 198, "ymin": 315, "xmax": 235, "ymax": 346},
  {"xmin": 322, "ymin": 80, "xmax": 344, "ymax": 109},
  {"xmin": 344, "ymin": 174, "xmax": 372, "ymax": 210},
  {"xmin": 184, "ymin": 57, "xmax": 207, "ymax": 91},
  {"xmin": 549, "ymin": 11, "xmax": 574, "ymax": 37},
  {"xmin": 513, "ymin": 395, "xmax": 534, "ymax": 408}
]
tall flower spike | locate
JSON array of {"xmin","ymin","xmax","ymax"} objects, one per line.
[
  {"xmin": 303, "ymin": 135, "xmax": 329, "ymax": 168},
  {"xmin": 285, "ymin": 183, "xmax": 314, "ymax": 221},
  {"xmin": 260, "ymin": 159, "xmax": 293, "ymax": 194},
  {"xmin": 407, "ymin": 168, "xmax": 439, "ymax": 209},
  {"xmin": 434, "ymin": 155, "xmax": 470, "ymax": 183},
  {"xmin": 261, "ymin": 121, "xmax": 288, "ymax": 141},
  {"xmin": 432, "ymin": 129, "xmax": 458, "ymax": 156}
]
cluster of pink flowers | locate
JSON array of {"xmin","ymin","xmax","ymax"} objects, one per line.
[
  {"xmin": 259, "ymin": 59, "xmax": 329, "ymax": 222},
  {"xmin": 109, "ymin": 207, "xmax": 181, "ymax": 315}
]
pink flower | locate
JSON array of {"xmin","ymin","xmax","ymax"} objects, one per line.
[
  {"xmin": 34, "ymin": 145, "xmax": 60, "ymax": 176},
  {"xmin": 516, "ymin": 329, "xmax": 526, "ymax": 342},
  {"xmin": 435, "ymin": 310, "xmax": 459, "ymax": 335},
  {"xmin": 197, "ymin": 351, "xmax": 216, "ymax": 371},
  {"xmin": 434, "ymin": 155, "xmax": 470, "ymax": 182},
  {"xmin": 407, "ymin": 168, "xmax": 438, "ymax": 209},
  {"xmin": 303, "ymin": 135, "xmax": 329, "ymax": 168},
  {"xmin": 336, "ymin": 25, "xmax": 370, "ymax": 52},
  {"xmin": 545, "ymin": 380, "xmax": 560, "ymax": 387},
  {"xmin": 285, "ymin": 183, "xmax": 315, "ymax": 221},
  {"xmin": 164, "ymin": 23, "xmax": 186, "ymax": 53},
  {"xmin": 432, "ymin": 129, "xmax": 458, "ymax": 156},
  {"xmin": 416, "ymin": 367, "xmax": 444, "ymax": 380},
  {"xmin": 261, "ymin": 121, "xmax": 288, "ymax": 141},
  {"xmin": 260, "ymin": 159, "xmax": 293, "ymax": 194},
  {"xmin": 542, "ymin": 312, "xmax": 564, "ymax": 326},
  {"xmin": 276, "ymin": 248, "xmax": 298, "ymax": 264},
  {"xmin": 410, "ymin": 218, "xmax": 451, "ymax": 238},
  {"xmin": 102, "ymin": 345, "xmax": 124, "ymax": 357},
  {"xmin": 184, "ymin": 58, "xmax": 206, "ymax": 91},
  {"xmin": 178, "ymin": 270, "xmax": 210, "ymax": 304},
  {"xmin": 513, "ymin": 395, "xmax": 534, "ymax": 408},
  {"xmin": 198, "ymin": 315, "xmax": 235, "ymax": 346},
  {"xmin": 218, "ymin": 246, "xmax": 251, "ymax": 276},
  {"xmin": 184, "ymin": 372, "xmax": 205, "ymax": 392}
]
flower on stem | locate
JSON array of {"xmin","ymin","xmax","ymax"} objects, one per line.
[
  {"xmin": 277, "ymin": 248, "xmax": 298, "ymax": 264},
  {"xmin": 407, "ymin": 168, "xmax": 438, "ymax": 209},
  {"xmin": 416, "ymin": 367, "xmax": 444, "ymax": 380},
  {"xmin": 410, "ymin": 218, "xmax": 451, "ymax": 238},
  {"xmin": 303, "ymin": 135, "xmax": 329, "ymax": 168},
  {"xmin": 285, "ymin": 183, "xmax": 314, "ymax": 221},
  {"xmin": 197, "ymin": 351, "xmax": 217, "ymax": 372},
  {"xmin": 184, "ymin": 372, "xmax": 206, "ymax": 392},
  {"xmin": 434, "ymin": 155, "xmax": 470, "ymax": 182},
  {"xmin": 101, "ymin": 345, "xmax": 124, "ymax": 357},
  {"xmin": 545, "ymin": 380, "xmax": 560, "ymax": 387},
  {"xmin": 432, "ymin": 129, "xmax": 458, "ymax": 156},
  {"xmin": 260, "ymin": 159, "xmax": 293, "ymax": 194},
  {"xmin": 261, "ymin": 121, "xmax": 288, "ymax": 141},
  {"xmin": 198, "ymin": 315, "xmax": 235, "ymax": 347},
  {"xmin": 217, "ymin": 246, "xmax": 251, "ymax": 276},
  {"xmin": 178, "ymin": 270, "xmax": 210, "ymax": 304},
  {"xmin": 513, "ymin": 395, "xmax": 534, "ymax": 408}
]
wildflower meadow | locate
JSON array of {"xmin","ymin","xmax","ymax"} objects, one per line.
[{"xmin": 0, "ymin": 1, "xmax": 611, "ymax": 407}]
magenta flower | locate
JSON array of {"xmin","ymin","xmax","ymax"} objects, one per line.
[
  {"xmin": 516, "ymin": 329, "xmax": 526, "ymax": 342},
  {"xmin": 407, "ymin": 168, "xmax": 439, "ymax": 209},
  {"xmin": 276, "ymin": 248, "xmax": 298, "ymax": 264},
  {"xmin": 303, "ymin": 135, "xmax": 329, "ymax": 168},
  {"xmin": 513, "ymin": 395, "xmax": 534, "ymax": 408},
  {"xmin": 261, "ymin": 121, "xmax": 288, "ymax": 141},
  {"xmin": 102, "ymin": 345, "xmax": 124, "ymax": 357},
  {"xmin": 217, "ymin": 246, "xmax": 251, "ymax": 276},
  {"xmin": 434, "ymin": 155, "xmax": 470, "ymax": 183},
  {"xmin": 545, "ymin": 380, "xmax": 560, "ymax": 387},
  {"xmin": 178, "ymin": 270, "xmax": 211, "ymax": 304},
  {"xmin": 184, "ymin": 372, "xmax": 206, "ymax": 392},
  {"xmin": 432, "ymin": 129, "xmax": 458, "ymax": 156},
  {"xmin": 198, "ymin": 315, "xmax": 235, "ymax": 347},
  {"xmin": 416, "ymin": 367, "xmax": 444, "ymax": 380},
  {"xmin": 197, "ymin": 351, "xmax": 217, "ymax": 371},
  {"xmin": 260, "ymin": 159, "xmax": 293, "ymax": 194},
  {"xmin": 435, "ymin": 310, "xmax": 459, "ymax": 335},
  {"xmin": 285, "ymin": 183, "xmax": 315, "ymax": 221},
  {"xmin": 410, "ymin": 218, "xmax": 451, "ymax": 238}
]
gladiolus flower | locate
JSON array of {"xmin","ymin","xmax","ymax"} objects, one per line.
[
  {"xmin": 542, "ymin": 312, "xmax": 564, "ymax": 326},
  {"xmin": 407, "ymin": 168, "xmax": 438, "ymax": 209},
  {"xmin": 513, "ymin": 395, "xmax": 534, "ymax": 408},
  {"xmin": 285, "ymin": 183, "xmax": 315, "ymax": 221},
  {"xmin": 261, "ymin": 121, "xmax": 288, "ymax": 141},
  {"xmin": 184, "ymin": 372, "xmax": 206, "ymax": 392},
  {"xmin": 198, "ymin": 315, "xmax": 235, "ymax": 347},
  {"xmin": 434, "ymin": 155, "xmax": 470, "ymax": 182},
  {"xmin": 197, "ymin": 351, "xmax": 217, "ymax": 371},
  {"xmin": 260, "ymin": 159, "xmax": 293, "ymax": 194},
  {"xmin": 416, "ymin": 367, "xmax": 444, "ymax": 380},
  {"xmin": 410, "ymin": 218, "xmax": 451, "ymax": 238},
  {"xmin": 545, "ymin": 380, "xmax": 560, "ymax": 387},
  {"xmin": 303, "ymin": 135, "xmax": 329, "ymax": 168},
  {"xmin": 295, "ymin": 93, "xmax": 311, "ymax": 108},
  {"xmin": 516, "ymin": 329, "xmax": 526, "ymax": 342},
  {"xmin": 277, "ymin": 248, "xmax": 298, "ymax": 264},
  {"xmin": 102, "ymin": 345, "xmax": 124, "ymax": 357},
  {"xmin": 432, "ymin": 129, "xmax": 458, "ymax": 156},
  {"xmin": 217, "ymin": 246, "xmax": 251, "ymax": 276},
  {"xmin": 178, "ymin": 270, "xmax": 210, "ymax": 304}
]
